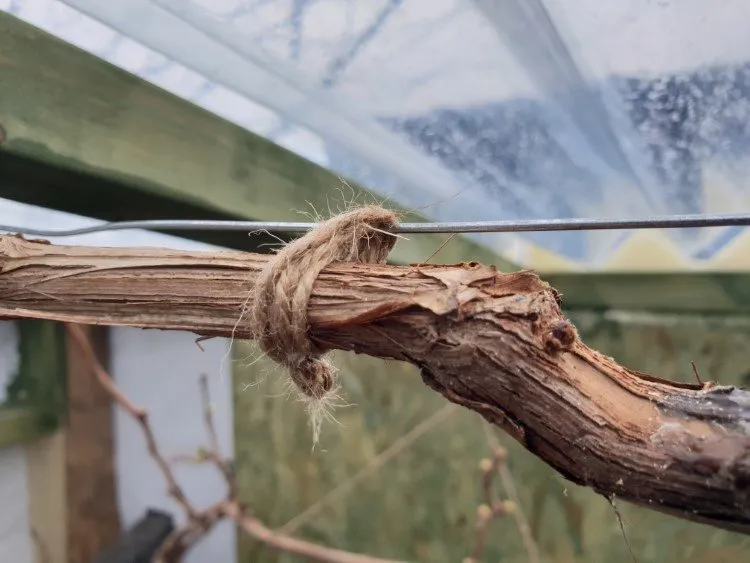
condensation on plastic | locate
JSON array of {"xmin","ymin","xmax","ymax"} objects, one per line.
[{"xmin": 11, "ymin": 0, "xmax": 750, "ymax": 265}]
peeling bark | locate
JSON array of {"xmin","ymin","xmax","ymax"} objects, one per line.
[{"xmin": 1, "ymin": 235, "xmax": 749, "ymax": 533}]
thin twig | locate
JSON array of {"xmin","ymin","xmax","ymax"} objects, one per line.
[
  {"xmin": 279, "ymin": 404, "xmax": 456, "ymax": 534},
  {"xmin": 200, "ymin": 375, "xmax": 221, "ymax": 454},
  {"xmin": 227, "ymin": 502, "xmax": 406, "ymax": 563},
  {"xmin": 690, "ymin": 361, "xmax": 717, "ymax": 390},
  {"xmin": 465, "ymin": 503, "xmax": 511, "ymax": 563},
  {"xmin": 154, "ymin": 504, "xmax": 223, "ymax": 563},
  {"xmin": 67, "ymin": 323, "xmax": 407, "ymax": 563},
  {"xmin": 465, "ymin": 448, "xmax": 515, "ymax": 563},
  {"xmin": 416, "ymin": 232, "xmax": 458, "ymax": 266},
  {"xmin": 690, "ymin": 361, "xmax": 703, "ymax": 386},
  {"xmin": 608, "ymin": 495, "xmax": 638, "ymax": 563},
  {"xmin": 199, "ymin": 374, "xmax": 236, "ymax": 498},
  {"xmin": 66, "ymin": 323, "xmax": 199, "ymax": 521},
  {"xmin": 194, "ymin": 335, "xmax": 215, "ymax": 351},
  {"xmin": 483, "ymin": 425, "xmax": 540, "ymax": 563}
]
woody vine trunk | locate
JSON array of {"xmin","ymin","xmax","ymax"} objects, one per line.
[{"xmin": 1, "ymin": 235, "xmax": 749, "ymax": 533}]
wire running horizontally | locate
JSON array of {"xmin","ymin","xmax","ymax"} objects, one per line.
[{"xmin": 1, "ymin": 213, "xmax": 750, "ymax": 238}]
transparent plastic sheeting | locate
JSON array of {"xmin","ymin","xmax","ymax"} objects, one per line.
[{"xmin": 8, "ymin": 0, "xmax": 750, "ymax": 265}]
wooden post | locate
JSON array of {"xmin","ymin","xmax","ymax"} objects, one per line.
[
  {"xmin": 10, "ymin": 320, "xmax": 68, "ymax": 563},
  {"xmin": 64, "ymin": 325, "xmax": 121, "ymax": 562}
]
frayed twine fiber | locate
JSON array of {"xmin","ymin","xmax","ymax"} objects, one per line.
[{"xmin": 249, "ymin": 205, "xmax": 399, "ymax": 443}]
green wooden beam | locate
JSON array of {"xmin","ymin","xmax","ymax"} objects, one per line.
[
  {"xmin": 0, "ymin": 12, "xmax": 512, "ymax": 268},
  {"xmin": 0, "ymin": 320, "xmax": 68, "ymax": 447},
  {"xmin": 549, "ymin": 272, "xmax": 750, "ymax": 314}
]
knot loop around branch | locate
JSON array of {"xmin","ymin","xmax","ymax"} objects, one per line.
[{"xmin": 249, "ymin": 205, "xmax": 399, "ymax": 403}]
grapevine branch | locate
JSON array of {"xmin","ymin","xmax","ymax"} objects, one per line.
[{"xmin": 2, "ymin": 236, "xmax": 749, "ymax": 534}]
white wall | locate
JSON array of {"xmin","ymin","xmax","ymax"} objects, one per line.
[
  {"xmin": 111, "ymin": 328, "xmax": 235, "ymax": 563},
  {"xmin": 0, "ymin": 321, "xmax": 33, "ymax": 563},
  {"xmin": 0, "ymin": 446, "xmax": 33, "ymax": 563},
  {"xmin": 0, "ymin": 198, "xmax": 236, "ymax": 563},
  {"xmin": 0, "ymin": 321, "xmax": 19, "ymax": 405}
]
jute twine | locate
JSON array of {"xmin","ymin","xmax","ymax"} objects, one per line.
[{"xmin": 249, "ymin": 205, "xmax": 398, "ymax": 437}]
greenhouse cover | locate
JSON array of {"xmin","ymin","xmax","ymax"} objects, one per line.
[{"xmin": 6, "ymin": 0, "xmax": 750, "ymax": 268}]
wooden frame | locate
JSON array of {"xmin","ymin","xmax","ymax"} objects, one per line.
[
  {"xmin": 0, "ymin": 12, "xmax": 509, "ymax": 269},
  {"xmin": 0, "ymin": 320, "xmax": 68, "ymax": 563},
  {"xmin": 0, "ymin": 319, "xmax": 119, "ymax": 563}
]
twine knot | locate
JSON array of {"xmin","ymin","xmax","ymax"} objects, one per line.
[{"xmin": 249, "ymin": 205, "xmax": 398, "ymax": 406}]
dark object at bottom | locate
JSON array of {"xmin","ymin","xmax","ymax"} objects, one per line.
[{"xmin": 92, "ymin": 508, "xmax": 175, "ymax": 563}]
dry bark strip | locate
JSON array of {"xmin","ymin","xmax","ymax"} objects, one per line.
[{"xmin": 1, "ymin": 235, "xmax": 749, "ymax": 533}]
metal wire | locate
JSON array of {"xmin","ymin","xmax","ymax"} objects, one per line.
[{"xmin": 1, "ymin": 213, "xmax": 750, "ymax": 237}]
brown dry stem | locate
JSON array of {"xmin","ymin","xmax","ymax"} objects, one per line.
[
  {"xmin": 3, "ymin": 236, "xmax": 750, "ymax": 534},
  {"xmin": 483, "ymin": 426, "xmax": 540, "ymax": 563},
  {"xmin": 464, "ymin": 448, "xmax": 515, "ymax": 563},
  {"xmin": 66, "ymin": 323, "xmax": 405, "ymax": 563}
]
